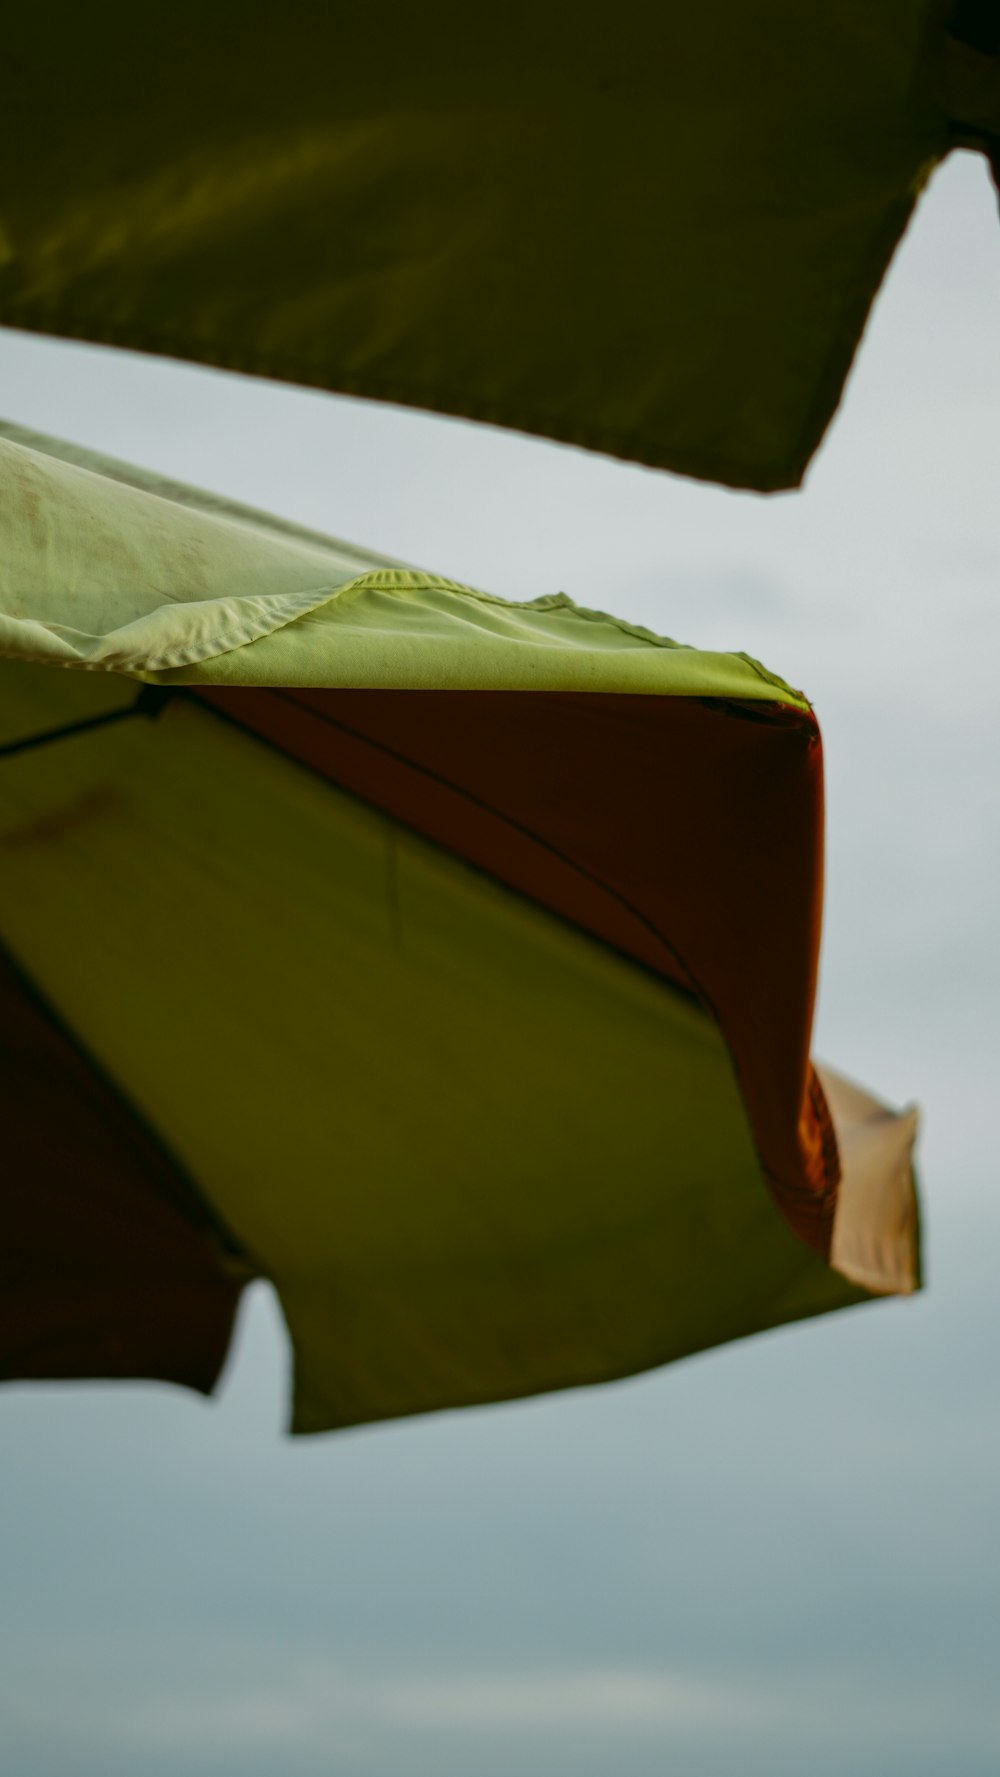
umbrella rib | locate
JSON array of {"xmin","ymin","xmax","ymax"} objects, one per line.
[{"xmin": 0, "ymin": 686, "xmax": 171, "ymax": 761}]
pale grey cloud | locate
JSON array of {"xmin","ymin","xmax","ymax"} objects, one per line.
[{"xmin": 4, "ymin": 1628, "xmax": 1000, "ymax": 1777}]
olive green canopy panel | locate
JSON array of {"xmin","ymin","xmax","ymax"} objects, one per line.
[
  {"xmin": 2, "ymin": 5, "xmax": 997, "ymax": 491},
  {"xmin": 0, "ymin": 424, "xmax": 919, "ymax": 1433}
]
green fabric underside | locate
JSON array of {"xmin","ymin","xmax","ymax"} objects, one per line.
[
  {"xmin": 0, "ymin": 422, "xmax": 808, "ymax": 704},
  {"xmin": 0, "ymin": 663, "xmax": 864, "ymax": 1433},
  {"xmin": 0, "ymin": 3, "xmax": 950, "ymax": 489}
]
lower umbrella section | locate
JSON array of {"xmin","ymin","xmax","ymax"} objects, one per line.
[{"xmin": 0, "ymin": 662, "xmax": 918, "ymax": 1434}]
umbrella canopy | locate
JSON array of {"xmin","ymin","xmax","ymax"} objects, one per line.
[
  {"xmin": 1, "ymin": 5, "xmax": 996, "ymax": 491},
  {"xmin": 0, "ymin": 422, "xmax": 918, "ymax": 1433}
]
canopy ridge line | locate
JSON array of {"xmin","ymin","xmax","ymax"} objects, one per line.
[{"xmin": 0, "ymin": 685, "xmax": 173, "ymax": 762}]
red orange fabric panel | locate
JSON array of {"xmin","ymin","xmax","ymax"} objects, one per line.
[
  {"xmin": 196, "ymin": 687, "xmax": 838, "ymax": 1255},
  {"xmin": 0, "ymin": 948, "xmax": 245, "ymax": 1392}
]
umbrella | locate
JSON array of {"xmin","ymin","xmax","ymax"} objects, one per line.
[
  {"xmin": 0, "ymin": 421, "xmax": 918, "ymax": 1433},
  {"xmin": 0, "ymin": 4, "xmax": 996, "ymax": 492}
]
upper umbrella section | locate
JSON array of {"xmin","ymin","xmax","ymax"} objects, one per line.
[{"xmin": 2, "ymin": 2, "xmax": 988, "ymax": 490}]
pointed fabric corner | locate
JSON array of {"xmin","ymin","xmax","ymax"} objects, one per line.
[
  {"xmin": 0, "ymin": 3, "xmax": 966, "ymax": 489},
  {"xmin": 0, "ymin": 423, "xmax": 919, "ymax": 1435}
]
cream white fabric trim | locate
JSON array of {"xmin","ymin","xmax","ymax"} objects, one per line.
[{"xmin": 821, "ymin": 1064, "xmax": 920, "ymax": 1295}]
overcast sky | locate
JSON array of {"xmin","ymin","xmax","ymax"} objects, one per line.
[{"xmin": 2, "ymin": 149, "xmax": 999, "ymax": 1777}]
